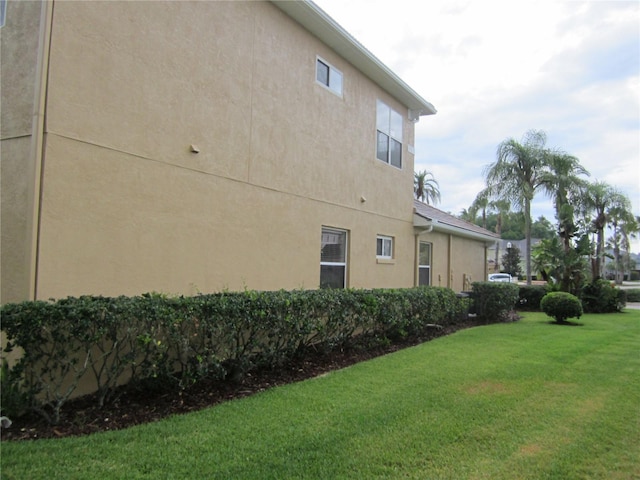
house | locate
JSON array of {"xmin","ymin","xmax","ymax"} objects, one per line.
[
  {"xmin": 1, "ymin": 0, "xmax": 493, "ymax": 303},
  {"xmin": 487, "ymin": 238, "xmax": 542, "ymax": 279},
  {"xmin": 413, "ymin": 200, "xmax": 498, "ymax": 290}
]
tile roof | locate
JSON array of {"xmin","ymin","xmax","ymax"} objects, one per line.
[{"xmin": 413, "ymin": 199, "xmax": 499, "ymax": 241}]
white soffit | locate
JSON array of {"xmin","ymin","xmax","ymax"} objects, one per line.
[{"xmin": 271, "ymin": 0, "xmax": 437, "ymax": 118}]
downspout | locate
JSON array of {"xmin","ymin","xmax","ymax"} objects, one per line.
[
  {"xmin": 413, "ymin": 222, "xmax": 433, "ymax": 285},
  {"xmin": 27, "ymin": 0, "xmax": 54, "ymax": 300},
  {"xmin": 447, "ymin": 234, "xmax": 453, "ymax": 288}
]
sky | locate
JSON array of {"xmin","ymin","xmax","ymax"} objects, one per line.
[{"xmin": 315, "ymin": 0, "xmax": 640, "ymax": 252}]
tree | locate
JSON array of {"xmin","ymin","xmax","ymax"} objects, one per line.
[
  {"xmin": 491, "ymin": 199, "xmax": 510, "ymax": 272},
  {"xmin": 502, "ymin": 243, "xmax": 523, "ymax": 279},
  {"xmin": 414, "ymin": 171, "xmax": 441, "ymax": 205},
  {"xmin": 469, "ymin": 189, "xmax": 490, "ymax": 229},
  {"xmin": 606, "ymin": 209, "xmax": 637, "ymax": 283},
  {"xmin": 530, "ymin": 216, "xmax": 556, "ymax": 240},
  {"xmin": 484, "ymin": 130, "xmax": 548, "ymax": 285},
  {"xmin": 578, "ymin": 181, "xmax": 631, "ymax": 280},
  {"xmin": 539, "ymin": 150, "xmax": 590, "ymax": 291}
]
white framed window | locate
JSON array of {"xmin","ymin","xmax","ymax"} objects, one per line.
[
  {"xmin": 376, "ymin": 235, "xmax": 393, "ymax": 259},
  {"xmin": 376, "ymin": 100, "xmax": 403, "ymax": 168},
  {"xmin": 418, "ymin": 241, "xmax": 431, "ymax": 286},
  {"xmin": 320, "ymin": 227, "xmax": 348, "ymax": 288},
  {"xmin": 316, "ymin": 57, "xmax": 343, "ymax": 96}
]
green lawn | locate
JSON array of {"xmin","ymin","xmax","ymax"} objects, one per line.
[{"xmin": 2, "ymin": 310, "xmax": 639, "ymax": 480}]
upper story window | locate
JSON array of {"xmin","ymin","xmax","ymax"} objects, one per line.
[
  {"xmin": 316, "ymin": 57, "xmax": 343, "ymax": 96},
  {"xmin": 376, "ymin": 235, "xmax": 393, "ymax": 259},
  {"xmin": 376, "ymin": 100, "xmax": 403, "ymax": 168}
]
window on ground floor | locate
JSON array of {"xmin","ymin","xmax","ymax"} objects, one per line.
[
  {"xmin": 419, "ymin": 241, "xmax": 431, "ymax": 286},
  {"xmin": 376, "ymin": 235, "xmax": 393, "ymax": 259},
  {"xmin": 320, "ymin": 227, "xmax": 348, "ymax": 288}
]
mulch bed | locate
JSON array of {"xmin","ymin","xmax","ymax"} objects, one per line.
[{"xmin": 1, "ymin": 321, "xmax": 478, "ymax": 442}]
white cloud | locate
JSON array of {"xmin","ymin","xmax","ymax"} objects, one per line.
[{"xmin": 316, "ymin": 0, "xmax": 640, "ymax": 251}]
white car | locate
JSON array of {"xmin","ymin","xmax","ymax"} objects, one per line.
[{"xmin": 488, "ymin": 273, "xmax": 513, "ymax": 283}]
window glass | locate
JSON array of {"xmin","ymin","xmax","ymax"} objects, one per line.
[
  {"xmin": 377, "ymin": 236, "xmax": 393, "ymax": 258},
  {"xmin": 320, "ymin": 265, "xmax": 346, "ymax": 289},
  {"xmin": 321, "ymin": 228, "xmax": 347, "ymax": 288},
  {"xmin": 316, "ymin": 57, "xmax": 342, "ymax": 96},
  {"xmin": 390, "ymin": 109, "xmax": 403, "ymax": 139},
  {"xmin": 419, "ymin": 242, "xmax": 431, "ymax": 286},
  {"xmin": 419, "ymin": 242, "xmax": 431, "ymax": 265},
  {"xmin": 390, "ymin": 138, "xmax": 402, "ymax": 168},
  {"xmin": 316, "ymin": 59, "xmax": 329, "ymax": 86},
  {"xmin": 376, "ymin": 132, "xmax": 389, "ymax": 162},
  {"xmin": 329, "ymin": 68, "xmax": 342, "ymax": 94},
  {"xmin": 376, "ymin": 100, "xmax": 402, "ymax": 167},
  {"xmin": 376, "ymin": 100, "xmax": 390, "ymax": 133}
]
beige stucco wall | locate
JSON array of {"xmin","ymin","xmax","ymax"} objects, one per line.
[
  {"xmin": 418, "ymin": 230, "xmax": 488, "ymax": 291},
  {"xmin": 0, "ymin": 0, "xmax": 46, "ymax": 304},
  {"xmin": 29, "ymin": 0, "xmax": 419, "ymax": 299}
]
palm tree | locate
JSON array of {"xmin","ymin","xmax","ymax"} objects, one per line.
[
  {"xmin": 469, "ymin": 189, "xmax": 490, "ymax": 229},
  {"xmin": 483, "ymin": 130, "xmax": 548, "ymax": 285},
  {"xmin": 490, "ymin": 199, "xmax": 511, "ymax": 272},
  {"xmin": 414, "ymin": 170, "xmax": 441, "ymax": 205},
  {"xmin": 578, "ymin": 181, "xmax": 631, "ymax": 280},
  {"xmin": 606, "ymin": 203, "xmax": 636, "ymax": 283},
  {"xmin": 539, "ymin": 150, "xmax": 590, "ymax": 290}
]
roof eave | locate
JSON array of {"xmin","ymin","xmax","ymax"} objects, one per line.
[
  {"xmin": 271, "ymin": 0, "xmax": 437, "ymax": 118},
  {"xmin": 414, "ymin": 214, "xmax": 498, "ymax": 246}
]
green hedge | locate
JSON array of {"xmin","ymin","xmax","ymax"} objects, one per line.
[
  {"xmin": 624, "ymin": 288, "xmax": 640, "ymax": 303},
  {"xmin": 581, "ymin": 280, "xmax": 626, "ymax": 313},
  {"xmin": 1, "ymin": 287, "xmax": 466, "ymax": 424},
  {"xmin": 469, "ymin": 282, "xmax": 520, "ymax": 322},
  {"xmin": 516, "ymin": 285, "xmax": 549, "ymax": 311}
]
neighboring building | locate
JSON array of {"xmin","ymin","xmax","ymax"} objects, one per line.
[
  {"xmin": 413, "ymin": 201, "xmax": 498, "ymax": 291},
  {"xmin": 1, "ymin": 0, "xmax": 492, "ymax": 303},
  {"xmin": 487, "ymin": 238, "xmax": 542, "ymax": 279}
]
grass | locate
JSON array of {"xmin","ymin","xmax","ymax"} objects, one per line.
[{"xmin": 2, "ymin": 310, "xmax": 639, "ymax": 479}]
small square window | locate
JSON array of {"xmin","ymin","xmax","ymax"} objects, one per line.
[
  {"xmin": 376, "ymin": 235, "xmax": 393, "ymax": 259},
  {"xmin": 316, "ymin": 57, "xmax": 343, "ymax": 96}
]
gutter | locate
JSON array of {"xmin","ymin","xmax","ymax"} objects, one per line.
[{"xmin": 413, "ymin": 213, "xmax": 497, "ymax": 246}]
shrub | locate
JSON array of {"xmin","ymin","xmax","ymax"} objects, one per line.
[
  {"xmin": 0, "ymin": 287, "xmax": 467, "ymax": 424},
  {"xmin": 540, "ymin": 292, "xmax": 583, "ymax": 323},
  {"xmin": 581, "ymin": 279, "xmax": 626, "ymax": 313},
  {"xmin": 470, "ymin": 282, "xmax": 519, "ymax": 322},
  {"xmin": 516, "ymin": 285, "xmax": 549, "ymax": 311},
  {"xmin": 625, "ymin": 288, "xmax": 640, "ymax": 303}
]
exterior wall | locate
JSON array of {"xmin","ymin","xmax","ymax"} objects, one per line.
[
  {"xmin": 0, "ymin": 1, "xmax": 46, "ymax": 303},
  {"xmin": 28, "ymin": 1, "xmax": 419, "ymax": 299},
  {"xmin": 418, "ymin": 231, "xmax": 488, "ymax": 291}
]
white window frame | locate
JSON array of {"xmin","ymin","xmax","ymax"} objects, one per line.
[
  {"xmin": 418, "ymin": 241, "xmax": 432, "ymax": 286},
  {"xmin": 320, "ymin": 227, "xmax": 348, "ymax": 288},
  {"xmin": 376, "ymin": 100, "xmax": 403, "ymax": 168},
  {"xmin": 376, "ymin": 235, "xmax": 393, "ymax": 260},
  {"xmin": 316, "ymin": 56, "xmax": 343, "ymax": 97}
]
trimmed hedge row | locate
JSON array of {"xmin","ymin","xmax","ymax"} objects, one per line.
[
  {"xmin": 1, "ymin": 287, "xmax": 470, "ymax": 424},
  {"xmin": 515, "ymin": 282, "xmax": 628, "ymax": 314},
  {"xmin": 469, "ymin": 282, "xmax": 520, "ymax": 322}
]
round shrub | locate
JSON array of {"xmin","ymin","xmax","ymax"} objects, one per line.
[{"xmin": 540, "ymin": 292, "xmax": 583, "ymax": 323}]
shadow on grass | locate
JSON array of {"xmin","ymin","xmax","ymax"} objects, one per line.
[{"xmin": 547, "ymin": 320, "xmax": 584, "ymax": 326}]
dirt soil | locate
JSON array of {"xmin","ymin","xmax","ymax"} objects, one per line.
[{"xmin": 1, "ymin": 321, "xmax": 478, "ymax": 442}]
